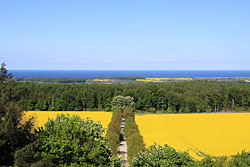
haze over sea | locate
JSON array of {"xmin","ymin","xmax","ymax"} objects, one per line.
[{"xmin": 10, "ymin": 70, "xmax": 250, "ymax": 78}]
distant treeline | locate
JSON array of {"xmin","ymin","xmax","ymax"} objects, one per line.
[
  {"xmin": 14, "ymin": 77, "xmax": 87, "ymax": 83},
  {"xmin": 11, "ymin": 81, "xmax": 250, "ymax": 113},
  {"xmin": 14, "ymin": 76, "xmax": 250, "ymax": 84},
  {"xmin": 13, "ymin": 76, "xmax": 144, "ymax": 84},
  {"xmin": 192, "ymin": 77, "xmax": 250, "ymax": 83}
]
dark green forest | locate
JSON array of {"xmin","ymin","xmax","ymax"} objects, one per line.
[{"xmin": 11, "ymin": 81, "xmax": 250, "ymax": 113}]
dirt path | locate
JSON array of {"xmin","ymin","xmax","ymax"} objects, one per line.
[{"xmin": 118, "ymin": 118, "xmax": 129, "ymax": 167}]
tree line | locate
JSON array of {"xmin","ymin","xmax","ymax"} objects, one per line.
[
  {"xmin": 106, "ymin": 107, "xmax": 122, "ymax": 155},
  {"xmin": 10, "ymin": 81, "xmax": 250, "ymax": 113},
  {"xmin": 123, "ymin": 107, "xmax": 146, "ymax": 165}
]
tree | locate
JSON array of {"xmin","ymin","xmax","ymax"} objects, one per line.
[
  {"xmin": 0, "ymin": 62, "xmax": 35, "ymax": 166},
  {"xmin": 106, "ymin": 108, "xmax": 122, "ymax": 155},
  {"xmin": 111, "ymin": 95, "xmax": 135, "ymax": 110},
  {"xmin": 0, "ymin": 62, "xmax": 13, "ymax": 84},
  {"xmin": 4, "ymin": 76, "xmax": 250, "ymax": 113},
  {"xmin": 15, "ymin": 114, "xmax": 121, "ymax": 167},
  {"xmin": 123, "ymin": 107, "xmax": 145, "ymax": 164},
  {"xmin": 184, "ymin": 97, "xmax": 197, "ymax": 113},
  {"xmin": 132, "ymin": 144, "xmax": 197, "ymax": 167}
]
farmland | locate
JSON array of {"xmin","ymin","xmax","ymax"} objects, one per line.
[
  {"xmin": 135, "ymin": 113, "xmax": 250, "ymax": 159},
  {"xmin": 24, "ymin": 111, "xmax": 112, "ymax": 129},
  {"xmin": 136, "ymin": 77, "xmax": 193, "ymax": 82}
]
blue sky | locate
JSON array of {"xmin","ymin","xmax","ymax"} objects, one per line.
[{"xmin": 0, "ymin": 0, "xmax": 250, "ymax": 70}]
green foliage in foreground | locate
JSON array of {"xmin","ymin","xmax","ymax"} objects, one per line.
[
  {"xmin": 132, "ymin": 144, "xmax": 250, "ymax": 167},
  {"xmin": 229, "ymin": 150, "xmax": 250, "ymax": 167},
  {"xmin": 199, "ymin": 150, "xmax": 250, "ymax": 167},
  {"xmin": 106, "ymin": 108, "xmax": 122, "ymax": 155},
  {"xmin": 14, "ymin": 114, "xmax": 121, "ymax": 167},
  {"xmin": 199, "ymin": 156, "xmax": 228, "ymax": 167},
  {"xmin": 132, "ymin": 144, "xmax": 197, "ymax": 167}
]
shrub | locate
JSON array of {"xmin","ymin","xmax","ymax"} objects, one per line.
[
  {"xmin": 229, "ymin": 150, "xmax": 250, "ymax": 167},
  {"xmin": 198, "ymin": 150, "xmax": 250, "ymax": 167},
  {"xmin": 14, "ymin": 140, "xmax": 39, "ymax": 167},
  {"xmin": 132, "ymin": 144, "xmax": 197, "ymax": 167},
  {"xmin": 123, "ymin": 107, "xmax": 145, "ymax": 165},
  {"xmin": 106, "ymin": 107, "xmax": 122, "ymax": 155},
  {"xmin": 123, "ymin": 107, "xmax": 134, "ymax": 119},
  {"xmin": 166, "ymin": 106, "xmax": 177, "ymax": 113},
  {"xmin": 199, "ymin": 156, "xmax": 227, "ymax": 167},
  {"xmin": 148, "ymin": 107, "xmax": 156, "ymax": 113}
]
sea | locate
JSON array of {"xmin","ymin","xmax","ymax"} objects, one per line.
[{"xmin": 9, "ymin": 70, "xmax": 250, "ymax": 78}]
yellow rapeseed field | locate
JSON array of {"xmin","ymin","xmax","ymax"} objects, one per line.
[
  {"xmin": 24, "ymin": 111, "xmax": 112, "ymax": 129},
  {"xmin": 136, "ymin": 78, "xmax": 192, "ymax": 82},
  {"xmin": 93, "ymin": 79, "xmax": 108, "ymax": 82},
  {"xmin": 135, "ymin": 113, "xmax": 250, "ymax": 159}
]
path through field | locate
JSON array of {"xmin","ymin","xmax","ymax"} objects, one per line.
[{"xmin": 118, "ymin": 118, "xmax": 129, "ymax": 167}]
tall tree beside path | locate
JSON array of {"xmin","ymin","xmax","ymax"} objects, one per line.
[{"xmin": 0, "ymin": 62, "xmax": 35, "ymax": 166}]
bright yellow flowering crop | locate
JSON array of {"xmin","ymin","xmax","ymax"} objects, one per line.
[
  {"xmin": 24, "ymin": 111, "xmax": 112, "ymax": 129},
  {"xmin": 135, "ymin": 113, "xmax": 250, "ymax": 159},
  {"xmin": 93, "ymin": 79, "xmax": 108, "ymax": 82},
  {"xmin": 136, "ymin": 78, "xmax": 192, "ymax": 82}
]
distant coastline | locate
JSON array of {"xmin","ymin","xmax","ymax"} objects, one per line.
[{"xmin": 9, "ymin": 70, "xmax": 250, "ymax": 78}]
